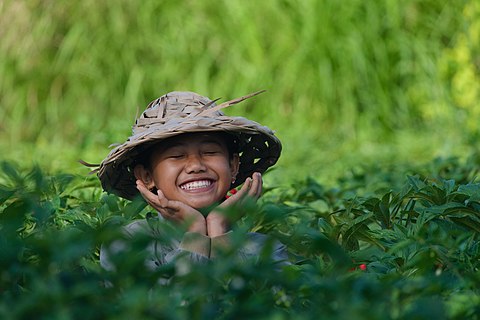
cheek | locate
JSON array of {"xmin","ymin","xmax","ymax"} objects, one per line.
[
  {"xmin": 216, "ymin": 161, "xmax": 236, "ymax": 189},
  {"xmin": 151, "ymin": 163, "xmax": 178, "ymax": 187}
]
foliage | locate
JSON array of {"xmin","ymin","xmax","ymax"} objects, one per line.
[{"xmin": 1, "ymin": 155, "xmax": 480, "ymax": 319}]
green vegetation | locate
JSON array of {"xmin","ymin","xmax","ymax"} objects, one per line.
[
  {"xmin": 1, "ymin": 156, "xmax": 480, "ymax": 319},
  {"xmin": 2, "ymin": 0, "xmax": 480, "ymax": 318}
]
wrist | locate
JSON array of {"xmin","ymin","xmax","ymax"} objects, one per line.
[
  {"xmin": 188, "ymin": 219, "xmax": 207, "ymax": 235},
  {"xmin": 206, "ymin": 213, "xmax": 230, "ymax": 237}
]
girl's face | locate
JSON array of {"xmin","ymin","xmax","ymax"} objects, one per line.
[{"xmin": 136, "ymin": 133, "xmax": 239, "ymax": 209}]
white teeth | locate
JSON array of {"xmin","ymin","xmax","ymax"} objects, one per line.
[{"xmin": 180, "ymin": 180, "xmax": 212, "ymax": 190}]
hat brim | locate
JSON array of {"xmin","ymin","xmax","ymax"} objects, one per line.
[{"xmin": 97, "ymin": 116, "xmax": 281, "ymax": 200}]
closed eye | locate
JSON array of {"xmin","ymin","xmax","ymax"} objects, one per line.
[
  {"xmin": 202, "ymin": 149, "xmax": 223, "ymax": 156},
  {"xmin": 167, "ymin": 154, "xmax": 185, "ymax": 159}
]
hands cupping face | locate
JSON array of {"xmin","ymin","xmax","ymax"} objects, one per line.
[{"xmin": 135, "ymin": 172, "xmax": 263, "ymax": 236}]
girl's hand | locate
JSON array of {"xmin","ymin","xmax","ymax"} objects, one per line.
[
  {"xmin": 136, "ymin": 180, "xmax": 206, "ymax": 235},
  {"xmin": 207, "ymin": 172, "xmax": 262, "ymax": 237},
  {"xmin": 223, "ymin": 171, "xmax": 263, "ymax": 206}
]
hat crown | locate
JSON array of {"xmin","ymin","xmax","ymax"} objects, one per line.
[{"xmin": 133, "ymin": 91, "xmax": 223, "ymax": 135}]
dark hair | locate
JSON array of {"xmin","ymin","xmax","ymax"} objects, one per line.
[{"xmin": 218, "ymin": 132, "xmax": 240, "ymax": 158}]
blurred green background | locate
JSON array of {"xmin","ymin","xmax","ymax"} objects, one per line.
[{"xmin": 1, "ymin": 0, "xmax": 479, "ymax": 187}]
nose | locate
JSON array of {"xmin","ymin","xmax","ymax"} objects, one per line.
[{"xmin": 185, "ymin": 154, "xmax": 207, "ymax": 173}]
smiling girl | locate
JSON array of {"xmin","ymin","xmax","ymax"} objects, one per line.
[{"xmin": 96, "ymin": 91, "xmax": 287, "ymax": 269}]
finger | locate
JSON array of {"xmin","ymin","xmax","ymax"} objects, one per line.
[
  {"xmin": 219, "ymin": 178, "xmax": 249, "ymax": 207},
  {"xmin": 156, "ymin": 190, "xmax": 170, "ymax": 208},
  {"xmin": 255, "ymin": 172, "xmax": 263, "ymax": 197},
  {"xmin": 157, "ymin": 190, "xmax": 185, "ymax": 218},
  {"xmin": 248, "ymin": 172, "xmax": 262, "ymax": 198},
  {"xmin": 135, "ymin": 179, "xmax": 149, "ymax": 195},
  {"xmin": 237, "ymin": 178, "xmax": 253, "ymax": 198},
  {"xmin": 155, "ymin": 203, "xmax": 182, "ymax": 222},
  {"xmin": 235, "ymin": 177, "xmax": 252, "ymax": 199},
  {"xmin": 161, "ymin": 198, "xmax": 187, "ymax": 214},
  {"xmin": 157, "ymin": 190, "xmax": 199, "ymax": 220},
  {"xmin": 136, "ymin": 180, "xmax": 160, "ymax": 204},
  {"xmin": 136, "ymin": 182, "xmax": 175, "ymax": 217},
  {"xmin": 155, "ymin": 190, "xmax": 183, "ymax": 211}
]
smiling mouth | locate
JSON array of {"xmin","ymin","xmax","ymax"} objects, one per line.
[{"xmin": 180, "ymin": 179, "xmax": 213, "ymax": 191}]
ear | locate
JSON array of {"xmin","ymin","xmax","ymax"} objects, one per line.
[
  {"xmin": 229, "ymin": 153, "xmax": 240, "ymax": 181},
  {"xmin": 133, "ymin": 165, "xmax": 156, "ymax": 190}
]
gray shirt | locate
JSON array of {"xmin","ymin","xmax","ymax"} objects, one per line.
[{"xmin": 100, "ymin": 218, "xmax": 289, "ymax": 272}]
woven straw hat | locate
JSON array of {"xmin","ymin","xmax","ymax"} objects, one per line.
[{"xmin": 95, "ymin": 90, "xmax": 281, "ymax": 200}]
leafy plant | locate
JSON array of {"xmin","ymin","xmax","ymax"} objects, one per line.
[{"xmin": 2, "ymin": 157, "xmax": 479, "ymax": 319}]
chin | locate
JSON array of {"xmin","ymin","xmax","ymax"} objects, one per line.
[
  {"xmin": 187, "ymin": 197, "xmax": 222, "ymax": 210},
  {"xmin": 190, "ymin": 202, "xmax": 214, "ymax": 210}
]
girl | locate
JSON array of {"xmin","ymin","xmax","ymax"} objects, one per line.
[{"xmin": 96, "ymin": 91, "xmax": 287, "ymax": 269}]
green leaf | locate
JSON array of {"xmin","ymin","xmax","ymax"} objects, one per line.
[
  {"xmin": 456, "ymin": 183, "xmax": 480, "ymax": 202},
  {"xmin": 0, "ymin": 185, "xmax": 15, "ymax": 203},
  {"xmin": 407, "ymin": 175, "xmax": 426, "ymax": 192}
]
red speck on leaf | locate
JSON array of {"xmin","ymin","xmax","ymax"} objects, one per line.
[{"xmin": 359, "ymin": 264, "xmax": 367, "ymax": 271}]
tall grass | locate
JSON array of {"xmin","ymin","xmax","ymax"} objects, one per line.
[{"xmin": 0, "ymin": 0, "xmax": 476, "ymax": 183}]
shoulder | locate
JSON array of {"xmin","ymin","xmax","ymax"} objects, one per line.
[
  {"xmin": 123, "ymin": 219, "xmax": 151, "ymax": 237},
  {"xmin": 243, "ymin": 232, "xmax": 289, "ymax": 260}
]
